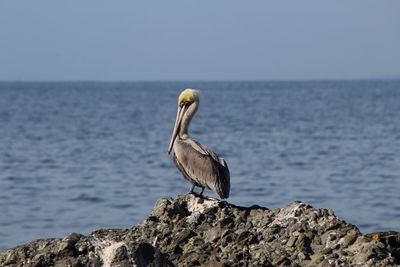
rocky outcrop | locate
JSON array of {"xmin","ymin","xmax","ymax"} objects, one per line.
[{"xmin": 1, "ymin": 194, "xmax": 399, "ymax": 266}]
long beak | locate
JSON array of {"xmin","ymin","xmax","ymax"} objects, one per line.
[{"xmin": 167, "ymin": 105, "xmax": 186, "ymax": 154}]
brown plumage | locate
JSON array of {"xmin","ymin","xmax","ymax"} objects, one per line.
[{"xmin": 167, "ymin": 89, "xmax": 230, "ymax": 199}]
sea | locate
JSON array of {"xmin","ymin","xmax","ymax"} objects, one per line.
[{"xmin": 0, "ymin": 80, "xmax": 399, "ymax": 252}]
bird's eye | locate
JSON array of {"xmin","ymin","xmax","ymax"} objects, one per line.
[{"xmin": 180, "ymin": 101, "xmax": 191, "ymax": 107}]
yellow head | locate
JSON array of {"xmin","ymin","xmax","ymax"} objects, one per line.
[
  {"xmin": 177, "ymin": 88, "xmax": 199, "ymax": 106},
  {"xmin": 168, "ymin": 88, "xmax": 200, "ymax": 153}
]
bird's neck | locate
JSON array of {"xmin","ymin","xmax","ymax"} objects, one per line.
[{"xmin": 179, "ymin": 102, "xmax": 198, "ymax": 139}]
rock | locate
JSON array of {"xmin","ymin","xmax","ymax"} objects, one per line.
[{"xmin": 1, "ymin": 194, "xmax": 399, "ymax": 266}]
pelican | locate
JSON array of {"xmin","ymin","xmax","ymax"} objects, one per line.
[{"xmin": 167, "ymin": 89, "xmax": 230, "ymax": 199}]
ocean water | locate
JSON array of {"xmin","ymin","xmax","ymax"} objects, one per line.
[{"xmin": 0, "ymin": 80, "xmax": 399, "ymax": 252}]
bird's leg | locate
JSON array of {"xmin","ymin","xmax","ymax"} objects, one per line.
[
  {"xmin": 188, "ymin": 185, "xmax": 195, "ymax": 194},
  {"xmin": 199, "ymin": 187, "xmax": 205, "ymax": 197}
]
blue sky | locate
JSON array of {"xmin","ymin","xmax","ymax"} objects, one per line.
[{"xmin": 1, "ymin": 1, "xmax": 399, "ymax": 81}]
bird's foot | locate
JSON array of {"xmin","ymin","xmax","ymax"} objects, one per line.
[
  {"xmin": 187, "ymin": 191, "xmax": 202, "ymax": 197},
  {"xmin": 187, "ymin": 185, "xmax": 204, "ymax": 198},
  {"xmin": 187, "ymin": 185, "xmax": 199, "ymax": 196}
]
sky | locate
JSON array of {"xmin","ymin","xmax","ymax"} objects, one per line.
[{"xmin": 0, "ymin": 1, "xmax": 399, "ymax": 81}]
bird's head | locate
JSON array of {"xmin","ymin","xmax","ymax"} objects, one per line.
[
  {"xmin": 177, "ymin": 88, "xmax": 199, "ymax": 107},
  {"xmin": 168, "ymin": 89, "xmax": 199, "ymax": 154}
]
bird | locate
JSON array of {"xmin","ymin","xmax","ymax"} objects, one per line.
[{"xmin": 167, "ymin": 88, "xmax": 230, "ymax": 199}]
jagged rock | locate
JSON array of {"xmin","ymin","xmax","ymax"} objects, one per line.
[{"xmin": 1, "ymin": 194, "xmax": 399, "ymax": 266}]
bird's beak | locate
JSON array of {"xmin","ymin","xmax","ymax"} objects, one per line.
[{"xmin": 168, "ymin": 104, "xmax": 186, "ymax": 154}]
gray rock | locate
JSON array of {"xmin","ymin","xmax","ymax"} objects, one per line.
[{"xmin": 1, "ymin": 194, "xmax": 399, "ymax": 266}]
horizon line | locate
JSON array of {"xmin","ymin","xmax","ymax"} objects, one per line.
[{"xmin": 0, "ymin": 78, "xmax": 399, "ymax": 83}]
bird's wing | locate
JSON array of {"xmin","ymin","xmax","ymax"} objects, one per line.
[{"xmin": 173, "ymin": 139, "xmax": 230, "ymax": 198}]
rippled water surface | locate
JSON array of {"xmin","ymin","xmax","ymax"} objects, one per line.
[{"xmin": 1, "ymin": 81, "xmax": 399, "ymax": 251}]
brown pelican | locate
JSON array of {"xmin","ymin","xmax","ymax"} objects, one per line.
[{"xmin": 167, "ymin": 89, "xmax": 230, "ymax": 199}]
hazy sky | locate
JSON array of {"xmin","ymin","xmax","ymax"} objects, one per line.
[{"xmin": 1, "ymin": 1, "xmax": 399, "ymax": 81}]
